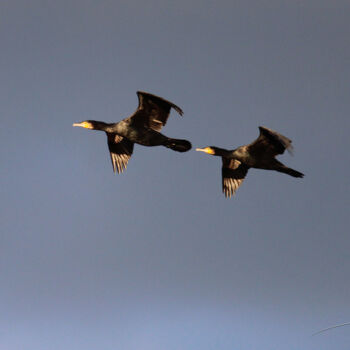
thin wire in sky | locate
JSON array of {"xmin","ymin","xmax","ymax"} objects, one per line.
[{"xmin": 312, "ymin": 322, "xmax": 350, "ymax": 336}]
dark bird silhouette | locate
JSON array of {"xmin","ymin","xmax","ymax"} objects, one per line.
[
  {"xmin": 196, "ymin": 126, "xmax": 304, "ymax": 197},
  {"xmin": 73, "ymin": 91, "xmax": 191, "ymax": 173}
]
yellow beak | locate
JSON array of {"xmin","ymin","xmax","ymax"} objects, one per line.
[
  {"xmin": 73, "ymin": 121, "xmax": 94, "ymax": 129},
  {"xmin": 196, "ymin": 147, "xmax": 215, "ymax": 155}
]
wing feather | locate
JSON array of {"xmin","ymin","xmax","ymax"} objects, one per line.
[
  {"xmin": 221, "ymin": 158, "xmax": 249, "ymax": 198},
  {"xmin": 248, "ymin": 126, "xmax": 293, "ymax": 157},
  {"xmin": 125, "ymin": 91, "xmax": 183, "ymax": 132},
  {"xmin": 107, "ymin": 134, "xmax": 134, "ymax": 173}
]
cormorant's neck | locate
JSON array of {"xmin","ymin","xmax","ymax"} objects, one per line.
[
  {"xmin": 92, "ymin": 121, "xmax": 111, "ymax": 131},
  {"xmin": 196, "ymin": 146, "xmax": 234, "ymax": 158},
  {"xmin": 73, "ymin": 120, "xmax": 119, "ymax": 133},
  {"xmin": 90, "ymin": 121, "xmax": 117, "ymax": 133},
  {"xmin": 214, "ymin": 147, "xmax": 234, "ymax": 157}
]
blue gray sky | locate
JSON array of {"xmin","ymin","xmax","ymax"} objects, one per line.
[{"xmin": 1, "ymin": 1, "xmax": 349, "ymax": 349}]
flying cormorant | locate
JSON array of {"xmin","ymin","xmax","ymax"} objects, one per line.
[
  {"xmin": 196, "ymin": 126, "xmax": 304, "ymax": 197},
  {"xmin": 73, "ymin": 91, "xmax": 191, "ymax": 173}
]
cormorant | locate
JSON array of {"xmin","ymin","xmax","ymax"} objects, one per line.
[
  {"xmin": 73, "ymin": 91, "xmax": 191, "ymax": 173},
  {"xmin": 196, "ymin": 126, "xmax": 304, "ymax": 197}
]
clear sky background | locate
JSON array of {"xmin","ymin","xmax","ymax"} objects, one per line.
[{"xmin": 1, "ymin": 1, "xmax": 349, "ymax": 349}]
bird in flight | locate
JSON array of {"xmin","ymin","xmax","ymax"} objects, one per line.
[
  {"xmin": 196, "ymin": 126, "xmax": 304, "ymax": 197},
  {"xmin": 73, "ymin": 91, "xmax": 191, "ymax": 173}
]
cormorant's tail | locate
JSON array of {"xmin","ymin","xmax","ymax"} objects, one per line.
[
  {"xmin": 277, "ymin": 166, "xmax": 304, "ymax": 178},
  {"xmin": 165, "ymin": 138, "xmax": 192, "ymax": 152}
]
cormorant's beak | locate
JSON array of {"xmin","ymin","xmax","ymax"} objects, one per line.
[
  {"xmin": 73, "ymin": 121, "xmax": 94, "ymax": 129},
  {"xmin": 196, "ymin": 147, "xmax": 215, "ymax": 155}
]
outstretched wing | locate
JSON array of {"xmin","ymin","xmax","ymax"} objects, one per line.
[
  {"xmin": 107, "ymin": 133, "xmax": 134, "ymax": 173},
  {"xmin": 125, "ymin": 91, "xmax": 183, "ymax": 132},
  {"xmin": 248, "ymin": 126, "xmax": 293, "ymax": 158},
  {"xmin": 222, "ymin": 158, "xmax": 249, "ymax": 198}
]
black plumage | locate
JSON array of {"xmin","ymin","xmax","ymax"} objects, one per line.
[
  {"xmin": 196, "ymin": 126, "xmax": 304, "ymax": 197},
  {"xmin": 73, "ymin": 91, "xmax": 191, "ymax": 173}
]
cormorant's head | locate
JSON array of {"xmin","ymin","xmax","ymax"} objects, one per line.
[
  {"xmin": 73, "ymin": 120, "xmax": 95, "ymax": 129},
  {"xmin": 195, "ymin": 146, "xmax": 217, "ymax": 155},
  {"xmin": 73, "ymin": 120, "xmax": 110, "ymax": 131}
]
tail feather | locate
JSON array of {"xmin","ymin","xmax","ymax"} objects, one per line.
[
  {"xmin": 277, "ymin": 166, "xmax": 304, "ymax": 178},
  {"xmin": 165, "ymin": 138, "xmax": 192, "ymax": 152}
]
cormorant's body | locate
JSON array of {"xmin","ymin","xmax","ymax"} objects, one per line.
[
  {"xmin": 73, "ymin": 91, "xmax": 191, "ymax": 173},
  {"xmin": 196, "ymin": 126, "xmax": 304, "ymax": 197}
]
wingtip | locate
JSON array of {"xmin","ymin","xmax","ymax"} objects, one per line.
[{"xmin": 173, "ymin": 106, "xmax": 184, "ymax": 116}]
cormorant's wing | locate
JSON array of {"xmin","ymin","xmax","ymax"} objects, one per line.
[
  {"xmin": 107, "ymin": 134, "xmax": 134, "ymax": 173},
  {"xmin": 125, "ymin": 91, "xmax": 183, "ymax": 132},
  {"xmin": 248, "ymin": 126, "xmax": 293, "ymax": 157},
  {"xmin": 222, "ymin": 158, "xmax": 249, "ymax": 198}
]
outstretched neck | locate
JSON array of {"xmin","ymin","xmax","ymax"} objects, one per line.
[
  {"xmin": 91, "ymin": 121, "xmax": 114, "ymax": 132},
  {"xmin": 196, "ymin": 146, "xmax": 235, "ymax": 158},
  {"xmin": 211, "ymin": 147, "xmax": 234, "ymax": 158},
  {"xmin": 91, "ymin": 121, "xmax": 119, "ymax": 133},
  {"xmin": 73, "ymin": 120, "xmax": 119, "ymax": 133}
]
